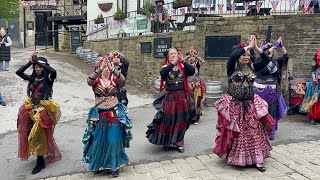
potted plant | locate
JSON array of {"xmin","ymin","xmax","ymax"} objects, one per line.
[
  {"xmin": 173, "ymin": 0, "xmax": 192, "ymax": 9},
  {"xmin": 113, "ymin": 6, "xmax": 126, "ymax": 21},
  {"xmin": 94, "ymin": 13, "xmax": 104, "ymax": 24},
  {"xmin": 137, "ymin": 0, "xmax": 154, "ymax": 16}
]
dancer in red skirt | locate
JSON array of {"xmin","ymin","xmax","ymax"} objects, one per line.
[
  {"xmin": 213, "ymin": 35, "xmax": 276, "ymax": 171},
  {"xmin": 147, "ymin": 48, "xmax": 195, "ymax": 153}
]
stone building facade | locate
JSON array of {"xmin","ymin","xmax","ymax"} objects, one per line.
[
  {"xmin": 18, "ymin": 0, "xmax": 78, "ymax": 50},
  {"xmin": 83, "ymin": 14, "xmax": 320, "ymax": 91}
]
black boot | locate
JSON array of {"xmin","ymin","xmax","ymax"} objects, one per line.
[
  {"xmin": 112, "ymin": 169, "xmax": 120, "ymax": 178},
  {"xmin": 32, "ymin": 156, "xmax": 46, "ymax": 174}
]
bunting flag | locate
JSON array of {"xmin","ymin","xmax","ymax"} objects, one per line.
[
  {"xmin": 289, "ymin": 0, "xmax": 297, "ymax": 10},
  {"xmin": 218, "ymin": 4, "xmax": 224, "ymax": 15},
  {"xmin": 256, "ymin": 2, "xmax": 262, "ymax": 14},
  {"xmin": 180, "ymin": 7, "xmax": 186, "ymax": 16},
  {"xmin": 271, "ymin": 0, "xmax": 279, "ymax": 14},
  {"xmin": 231, "ymin": 3, "xmax": 236, "ymax": 14},
  {"xmin": 244, "ymin": 2, "xmax": 249, "ymax": 13},
  {"xmin": 207, "ymin": 3, "xmax": 211, "ymax": 11},
  {"xmin": 189, "ymin": 5, "xmax": 193, "ymax": 13}
]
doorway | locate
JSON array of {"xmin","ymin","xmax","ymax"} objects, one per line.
[{"xmin": 35, "ymin": 12, "xmax": 53, "ymax": 46}]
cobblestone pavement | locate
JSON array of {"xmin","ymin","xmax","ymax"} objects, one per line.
[{"xmin": 38, "ymin": 140, "xmax": 320, "ymax": 180}]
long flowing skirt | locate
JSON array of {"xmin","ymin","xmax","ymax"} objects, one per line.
[
  {"xmin": 213, "ymin": 94, "xmax": 275, "ymax": 166},
  {"xmin": 146, "ymin": 90, "xmax": 191, "ymax": 146},
  {"xmin": 190, "ymin": 78, "xmax": 206, "ymax": 122},
  {"xmin": 304, "ymin": 77, "xmax": 320, "ymax": 119},
  {"xmin": 17, "ymin": 98, "xmax": 61, "ymax": 164},
  {"xmin": 82, "ymin": 103, "xmax": 132, "ymax": 171},
  {"xmin": 253, "ymin": 80, "xmax": 286, "ymax": 138}
]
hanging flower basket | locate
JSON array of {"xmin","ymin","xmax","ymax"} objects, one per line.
[
  {"xmin": 98, "ymin": 2, "xmax": 113, "ymax": 12},
  {"xmin": 173, "ymin": 0, "xmax": 192, "ymax": 9}
]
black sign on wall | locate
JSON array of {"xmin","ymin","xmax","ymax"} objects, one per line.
[
  {"xmin": 205, "ymin": 35, "xmax": 241, "ymax": 59},
  {"xmin": 141, "ymin": 42, "xmax": 152, "ymax": 53},
  {"xmin": 30, "ymin": 5, "xmax": 57, "ymax": 10},
  {"xmin": 70, "ymin": 26, "xmax": 81, "ymax": 53},
  {"xmin": 153, "ymin": 37, "xmax": 172, "ymax": 58}
]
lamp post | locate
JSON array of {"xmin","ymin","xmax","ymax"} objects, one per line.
[{"xmin": 21, "ymin": 1, "xmax": 27, "ymax": 48}]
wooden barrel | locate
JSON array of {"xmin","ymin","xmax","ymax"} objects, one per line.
[{"xmin": 205, "ymin": 80, "xmax": 223, "ymax": 107}]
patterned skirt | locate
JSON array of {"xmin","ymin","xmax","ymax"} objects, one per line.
[
  {"xmin": 213, "ymin": 94, "xmax": 275, "ymax": 166},
  {"xmin": 147, "ymin": 90, "xmax": 191, "ymax": 146},
  {"xmin": 82, "ymin": 103, "xmax": 132, "ymax": 171}
]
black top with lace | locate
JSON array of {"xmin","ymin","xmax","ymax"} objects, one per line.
[
  {"xmin": 160, "ymin": 62, "xmax": 195, "ymax": 91},
  {"xmin": 16, "ymin": 61, "xmax": 57, "ymax": 105}
]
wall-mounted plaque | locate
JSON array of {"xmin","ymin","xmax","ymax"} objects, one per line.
[
  {"xmin": 205, "ymin": 35, "xmax": 241, "ymax": 59},
  {"xmin": 27, "ymin": 21, "xmax": 34, "ymax": 30},
  {"xmin": 153, "ymin": 37, "xmax": 172, "ymax": 58},
  {"xmin": 141, "ymin": 42, "xmax": 151, "ymax": 53}
]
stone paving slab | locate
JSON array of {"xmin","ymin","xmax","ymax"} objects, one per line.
[{"xmin": 40, "ymin": 140, "xmax": 320, "ymax": 180}]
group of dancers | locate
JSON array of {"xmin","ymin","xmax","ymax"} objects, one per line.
[{"xmin": 13, "ymin": 33, "xmax": 320, "ymax": 177}]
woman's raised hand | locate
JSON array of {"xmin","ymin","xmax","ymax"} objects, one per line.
[
  {"xmin": 248, "ymin": 35, "xmax": 255, "ymax": 47},
  {"xmin": 29, "ymin": 51, "xmax": 38, "ymax": 64}
]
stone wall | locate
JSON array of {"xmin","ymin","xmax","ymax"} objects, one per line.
[{"xmin": 83, "ymin": 14, "xmax": 320, "ymax": 90}]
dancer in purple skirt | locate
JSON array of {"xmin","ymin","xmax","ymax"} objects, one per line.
[{"xmin": 253, "ymin": 37, "xmax": 288, "ymax": 140}]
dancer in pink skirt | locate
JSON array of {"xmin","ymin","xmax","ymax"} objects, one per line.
[{"xmin": 213, "ymin": 35, "xmax": 276, "ymax": 172}]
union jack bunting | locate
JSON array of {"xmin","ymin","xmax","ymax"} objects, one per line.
[
  {"xmin": 244, "ymin": 2, "xmax": 249, "ymax": 13},
  {"xmin": 271, "ymin": 0, "xmax": 279, "ymax": 14},
  {"xmin": 289, "ymin": 0, "xmax": 297, "ymax": 10},
  {"xmin": 207, "ymin": 3, "xmax": 211, "ymax": 11},
  {"xmin": 256, "ymin": 2, "xmax": 262, "ymax": 13},
  {"xmin": 231, "ymin": 3, "xmax": 236, "ymax": 14},
  {"xmin": 218, "ymin": 4, "xmax": 224, "ymax": 15}
]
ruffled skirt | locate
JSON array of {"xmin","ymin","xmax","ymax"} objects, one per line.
[{"xmin": 213, "ymin": 94, "xmax": 275, "ymax": 166}]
